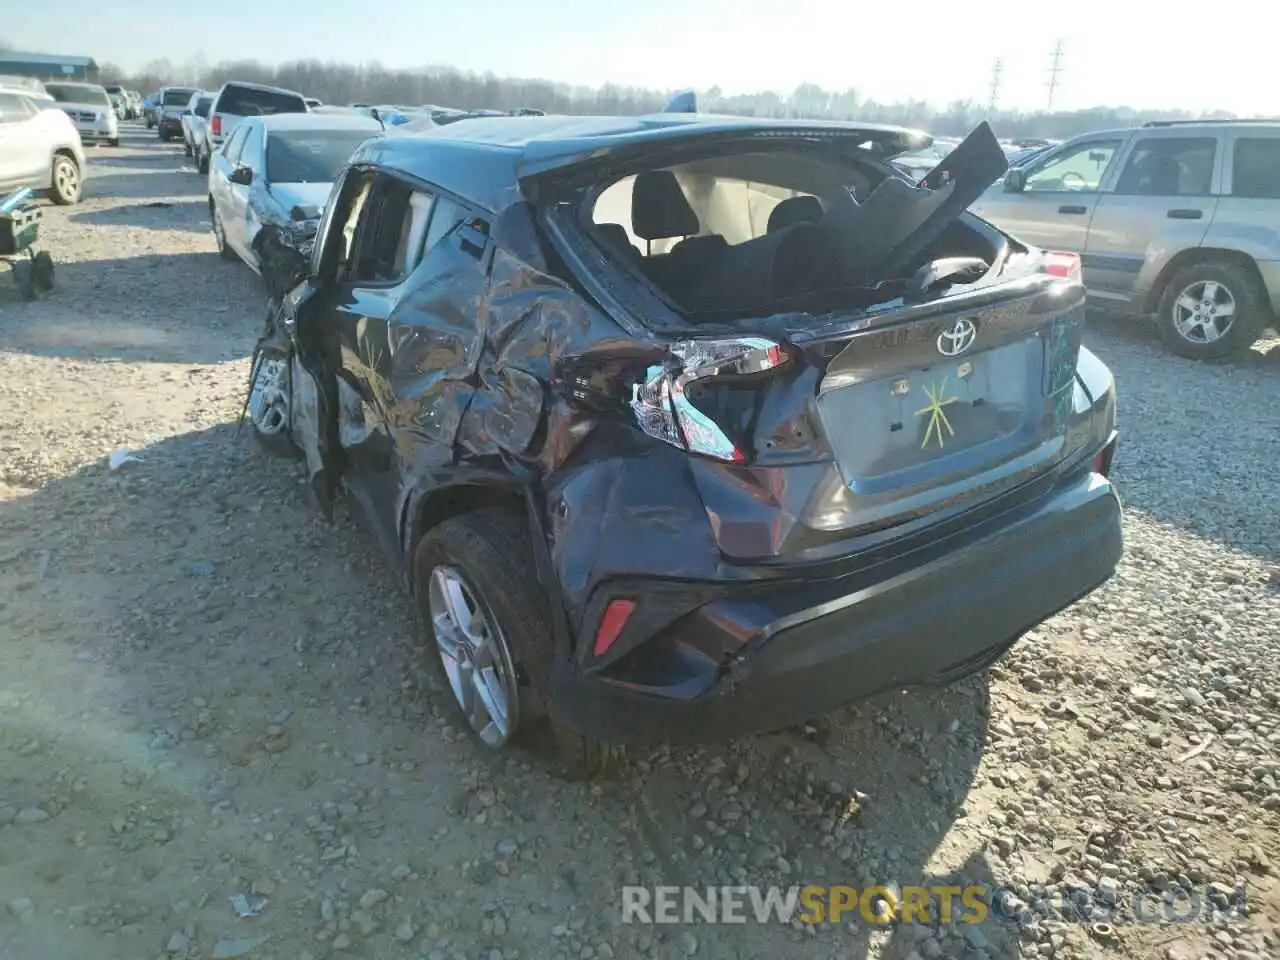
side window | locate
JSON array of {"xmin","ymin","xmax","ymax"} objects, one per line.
[
  {"xmin": 423, "ymin": 198, "xmax": 466, "ymax": 253},
  {"xmin": 1231, "ymin": 138, "xmax": 1280, "ymax": 200},
  {"xmin": 1114, "ymin": 137, "xmax": 1216, "ymax": 197},
  {"xmin": 1025, "ymin": 140, "xmax": 1122, "ymax": 193},
  {"xmin": 0, "ymin": 92, "xmax": 20, "ymax": 123},
  {"xmin": 240, "ymin": 124, "xmax": 265, "ymax": 172},
  {"xmin": 348, "ymin": 176, "xmax": 418, "ymax": 284},
  {"xmin": 223, "ymin": 126, "xmax": 249, "ymax": 164}
]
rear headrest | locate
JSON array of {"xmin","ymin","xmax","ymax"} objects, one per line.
[
  {"xmin": 596, "ymin": 222, "xmax": 633, "ymax": 251},
  {"xmin": 631, "ymin": 171, "xmax": 699, "ymax": 241},
  {"xmin": 596, "ymin": 223, "xmax": 642, "ymax": 262},
  {"xmin": 767, "ymin": 195, "xmax": 824, "ymax": 233}
]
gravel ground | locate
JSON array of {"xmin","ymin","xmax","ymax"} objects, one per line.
[{"xmin": 1, "ymin": 127, "xmax": 1278, "ymax": 960}]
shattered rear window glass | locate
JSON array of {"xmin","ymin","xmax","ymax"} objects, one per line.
[{"xmin": 266, "ymin": 130, "xmax": 373, "ymax": 184}]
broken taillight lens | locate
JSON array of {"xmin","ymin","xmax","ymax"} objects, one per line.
[
  {"xmin": 630, "ymin": 337, "xmax": 787, "ymax": 462},
  {"xmin": 1041, "ymin": 250, "xmax": 1082, "ymax": 283}
]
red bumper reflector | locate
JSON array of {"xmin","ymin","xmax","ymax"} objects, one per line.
[
  {"xmin": 593, "ymin": 599, "xmax": 637, "ymax": 657},
  {"xmin": 1093, "ymin": 438, "xmax": 1116, "ymax": 477}
]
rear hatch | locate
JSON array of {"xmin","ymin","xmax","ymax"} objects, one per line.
[
  {"xmin": 539, "ymin": 120, "xmax": 1085, "ymax": 558},
  {"xmin": 797, "ymin": 268, "xmax": 1084, "ymax": 536}
]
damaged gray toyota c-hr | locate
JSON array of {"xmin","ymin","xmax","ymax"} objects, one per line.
[{"xmin": 242, "ymin": 109, "xmax": 1122, "ymax": 775}]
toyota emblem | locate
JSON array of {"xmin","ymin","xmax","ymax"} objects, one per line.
[{"xmin": 936, "ymin": 318, "xmax": 978, "ymax": 357}]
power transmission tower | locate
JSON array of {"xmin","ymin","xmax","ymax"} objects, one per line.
[
  {"xmin": 987, "ymin": 58, "xmax": 1004, "ymax": 115},
  {"xmin": 1047, "ymin": 40, "xmax": 1065, "ymax": 111}
]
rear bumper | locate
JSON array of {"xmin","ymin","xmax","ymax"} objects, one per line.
[
  {"xmin": 548, "ymin": 470, "xmax": 1122, "ymax": 745},
  {"xmin": 158, "ymin": 117, "xmax": 184, "ymax": 135}
]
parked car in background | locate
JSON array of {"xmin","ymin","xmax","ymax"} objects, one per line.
[
  {"xmin": 200, "ymin": 81, "xmax": 309, "ymax": 175},
  {"xmin": 0, "ymin": 75, "xmax": 48, "ymax": 98},
  {"xmin": 208, "ymin": 112, "xmax": 382, "ymax": 268},
  {"xmin": 155, "ymin": 86, "xmax": 199, "ymax": 142},
  {"xmin": 103, "ymin": 84, "xmax": 127, "ymax": 119},
  {"xmin": 143, "ymin": 92, "xmax": 159, "ymax": 128},
  {"xmin": 304, "ymin": 97, "xmax": 322, "ymax": 108},
  {"xmin": 182, "ymin": 90, "xmax": 215, "ymax": 159},
  {"xmin": 0, "ymin": 88, "xmax": 87, "ymax": 203},
  {"xmin": 972, "ymin": 119, "xmax": 1280, "ymax": 359},
  {"xmin": 125, "ymin": 90, "xmax": 143, "ymax": 119},
  {"xmin": 242, "ymin": 114, "xmax": 1121, "ymax": 771},
  {"xmin": 43, "ymin": 81, "xmax": 119, "ymax": 147}
]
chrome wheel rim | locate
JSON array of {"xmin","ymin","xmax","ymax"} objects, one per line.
[
  {"xmin": 427, "ymin": 565, "xmax": 518, "ymax": 747},
  {"xmin": 248, "ymin": 355, "xmax": 289, "ymax": 435},
  {"xmin": 55, "ymin": 160, "xmax": 78, "ymax": 201},
  {"xmin": 1173, "ymin": 279, "xmax": 1236, "ymax": 344}
]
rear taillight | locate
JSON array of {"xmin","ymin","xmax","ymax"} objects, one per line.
[
  {"xmin": 593, "ymin": 599, "xmax": 637, "ymax": 657},
  {"xmin": 1041, "ymin": 250, "xmax": 1082, "ymax": 283},
  {"xmin": 630, "ymin": 337, "xmax": 787, "ymax": 462},
  {"xmin": 211, "ymin": 115, "xmax": 222, "ymax": 136},
  {"xmin": 1092, "ymin": 435, "xmax": 1117, "ymax": 477}
]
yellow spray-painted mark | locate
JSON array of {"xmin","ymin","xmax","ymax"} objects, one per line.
[{"xmin": 914, "ymin": 376, "xmax": 959, "ymax": 449}]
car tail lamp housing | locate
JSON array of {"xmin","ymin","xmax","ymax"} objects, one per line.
[
  {"xmin": 211, "ymin": 115, "xmax": 222, "ymax": 136},
  {"xmin": 630, "ymin": 337, "xmax": 787, "ymax": 462},
  {"xmin": 593, "ymin": 599, "xmax": 637, "ymax": 657},
  {"xmin": 1092, "ymin": 434, "xmax": 1117, "ymax": 478},
  {"xmin": 1041, "ymin": 250, "xmax": 1082, "ymax": 283}
]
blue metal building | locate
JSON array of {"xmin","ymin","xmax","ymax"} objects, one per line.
[{"xmin": 0, "ymin": 52, "xmax": 100, "ymax": 83}]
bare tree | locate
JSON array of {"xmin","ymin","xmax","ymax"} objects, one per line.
[{"xmin": 99, "ymin": 54, "xmax": 1259, "ymax": 139}]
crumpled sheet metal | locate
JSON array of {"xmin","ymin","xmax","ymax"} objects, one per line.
[
  {"xmin": 251, "ymin": 212, "xmax": 320, "ymax": 306},
  {"xmin": 375, "ymin": 243, "xmax": 645, "ymax": 467}
]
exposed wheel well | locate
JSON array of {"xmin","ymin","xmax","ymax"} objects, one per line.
[
  {"xmin": 1144, "ymin": 248, "xmax": 1271, "ymax": 317},
  {"xmin": 52, "ymin": 148, "xmax": 78, "ymax": 173},
  {"xmin": 407, "ymin": 484, "xmax": 528, "ymax": 571}
]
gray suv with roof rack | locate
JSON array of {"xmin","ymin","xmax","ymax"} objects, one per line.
[{"xmin": 972, "ymin": 118, "xmax": 1280, "ymax": 360}]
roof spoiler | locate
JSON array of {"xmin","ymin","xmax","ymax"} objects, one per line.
[{"xmin": 662, "ymin": 91, "xmax": 698, "ymax": 114}]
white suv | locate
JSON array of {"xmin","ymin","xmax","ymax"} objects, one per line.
[
  {"xmin": 0, "ymin": 89, "xmax": 87, "ymax": 204},
  {"xmin": 42, "ymin": 81, "xmax": 119, "ymax": 147},
  {"xmin": 197, "ymin": 81, "xmax": 308, "ymax": 174}
]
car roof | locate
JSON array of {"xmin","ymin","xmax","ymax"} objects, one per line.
[
  {"xmin": 256, "ymin": 113, "xmax": 383, "ymax": 133},
  {"xmin": 217, "ymin": 80, "xmax": 305, "ymax": 96},
  {"xmin": 356, "ymin": 112, "xmax": 929, "ymax": 213}
]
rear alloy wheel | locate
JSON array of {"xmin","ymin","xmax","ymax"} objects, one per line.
[
  {"xmin": 1157, "ymin": 261, "xmax": 1267, "ymax": 360},
  {"xmin": 247, "ymin": 350, "xmax": 297, "ymax": 457},
  {"xmin": 49, "ymin": 154, "xmax": 80, "ymax": 205},
  {"xmin": 428, "ymin": 564, "xmax": 521, "ymax": 749},
  {"xmin": 413, "ymin": 508, "xmax": 623, "ymax": 777}
]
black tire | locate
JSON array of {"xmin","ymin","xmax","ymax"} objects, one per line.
[
  {"xmin": 11, "ymin": 261, "xmax": 37, "ymax": 301},
  {"xmin": 197, "ymin": 148, "xmax": 209, "ymax": 175},
  {"xmin": 412, "ymin": 508, "xmax": 623, "ymax": 778},
  {"xmin": 32, "ymin": 252, "xmax": 55, "ymax": 292},
  {"xmin": 48, "ymin": 153, "xmax": 81, "ymax": 205},
  {"xmin": 107, "ymin": 138, "xmax": 120, "ymax": 148},
  {"xmin": 211, "ymin": 203, "xmax": 236, "ymax": 261},
  {"xmin": 1157, "ymin": 261, "xmax": 1268, "ymax": 360},
  {"xmin": 183, "ymin": 140, "xmax": 192, "ymax": 157}
]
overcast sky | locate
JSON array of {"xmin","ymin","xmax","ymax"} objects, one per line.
[{"xmin": 9, "ymin": 0, "xmax": 1275, "ymax": 115}]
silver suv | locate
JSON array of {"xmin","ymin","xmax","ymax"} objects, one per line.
[{"xmin": 971, "ymin": 120, "xmax": 1280, "ymax": 359}]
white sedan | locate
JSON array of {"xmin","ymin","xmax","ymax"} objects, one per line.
[{"xmin": 207, "ymin": 112, "xmax": 383, "ymax": 271}]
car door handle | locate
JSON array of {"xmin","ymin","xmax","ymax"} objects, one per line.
[
  {"xmin": 1058, "ymin": 205, "xmax": 1088, "ymax": 215},
  {"xmin": 1167, "ymin": 208, "xmax": 1203, "ymax": 220}
]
